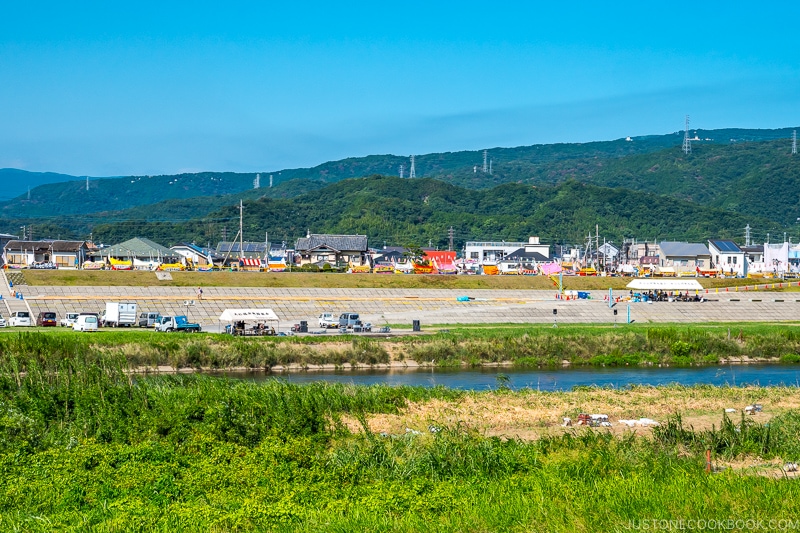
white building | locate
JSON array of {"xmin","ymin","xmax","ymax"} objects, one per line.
[
  {"xmin": 464, "ymin": 236, "xmax": 549, "ymax": 264},
  {"xmin": 708, "ymin": 239, "xmax": 746, "ymax": 277}
]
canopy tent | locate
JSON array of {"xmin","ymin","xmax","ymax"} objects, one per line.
[
  {"xmin": 626, "ymin": 279, "xmax": 703, "ymax": 291},
  {"xmin": 219, "ymin": 308, "xmax": 281, "ymax": 335}
]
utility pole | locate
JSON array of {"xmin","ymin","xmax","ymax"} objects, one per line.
[
  {"xmin": 596, "ymin": 225, "xmax": 600, "ymax": 269},
  {"xmin": 239, "ymin": 200, "xmax": 244, "ymax": 260}
]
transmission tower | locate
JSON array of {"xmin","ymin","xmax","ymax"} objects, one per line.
[
  {"xmin": 409, "ymin": 155, "xmax": 416, "ymax": 179},
  {"xmin": 793, "ymin": 130, "xmax": 797, "ymax": 155},
  {"xmin": 448, "ymin": 226, "xmax": 454, "ymax": 251},
  {"xmin": 489, "ymin": 158, "xmax": 493, "ymax": 175},
  {"xmin": 399, "ymin": 164, "xmax": 405, "ymax": 179},
  {"xmin": 745, "ymin": 224, "xmax": 751, "ymax": 247},
  {"xmin": 482, "ymin": 150, "xmax": 488, "ymax": 173},
  {"xmin": 86, "ymin": 176, "xmax": 89, "ymax": 191},
  {"xmin": 253, "ymin": 173, "xmax": 260, "ymax": 189},
  {"xmin": 682, "ymin": 115, "xmax": 692, "ymax": 155},
  {"xmin": 269, "ymin": 175, "xmax": 273, "ymax": 188}
]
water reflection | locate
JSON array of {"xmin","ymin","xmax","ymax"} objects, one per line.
[{"xmin": 209, "ymin": 364, "xmax": 800, "ymax": 391}]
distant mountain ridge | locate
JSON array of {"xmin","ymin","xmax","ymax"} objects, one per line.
[
  {"xmin": 0, "ymin": 127, "xmax": 797, "ymax": 247},
  {"xmin": 0, "ymin": 169, "xmax": 82, "ymax": 201},
  {"xmin": 2, "ymin": 127, "xmax": 796, "ymax": 219}
]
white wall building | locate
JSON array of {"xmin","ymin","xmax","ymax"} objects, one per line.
[{"xmin": 465, "ymin": 236, "xmax": 549, "ymax": 264}]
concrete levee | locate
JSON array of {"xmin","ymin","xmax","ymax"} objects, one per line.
[{"xmin": 15, "ymin": 285, "xmax": 800, "ymax": 331}]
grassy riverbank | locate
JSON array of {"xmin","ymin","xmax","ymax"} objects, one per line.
[
  {"xmin": 0, "ymin": 352, "xmax": 799, "ymax": 531},
  {"xmin": 3, "ymin": 324, "xmax": 800, "ymax": 371},
  {"xmin": 21, "ymin": 268, "xmax": 775, "ymax": 291}
]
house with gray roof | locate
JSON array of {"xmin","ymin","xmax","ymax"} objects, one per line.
[
  {"xmin": 658, "ymin": 241, "xmax": 712, "ymax": 275},
  {"xmin": 3, "ymin": 240, "xmax": 90, "ymax": 269},
  {"xmin": 91, "ymin": 237, "xmax": 179, "ymax": 263},
  {"xmin": 294, "ymin": 234, "xmax": 369, "ymax": 267}
]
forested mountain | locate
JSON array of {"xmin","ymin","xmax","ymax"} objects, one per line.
[
  {"xmin": 0, "ymin": 127, "xmax": 796, "ymax": 248},
  {"xmin": 3, "ymin": 127, "xmax": 795, "ymax": 219},
  {"xmin": 0, "ymin": 169, "xmax": 81, "ymax": 201},
  {"xmin": 84, "ymin": 176, "xmax": 778, "ymax": 250}
]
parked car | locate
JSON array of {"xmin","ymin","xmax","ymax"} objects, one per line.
[
  {"xmin": 338, "ymin": 313, "xmax": 362, "ymax": 329},
  {"xmin": 318, "ymin": 312, "xmax": 338, "ymax": 328},
  {"xmin": 36, "ymin": 311, "xmax": 57, "ymax": 327},
  {"xmin": 9, "ymin": 311, "xmax": 32, "ymax": 327},
  {"xmin": 73, "ymin": 314, "xmax": 99, "ymax": 332},
  {"xmin": 0, "ymin": 315, "xmax": 6, "ymax": 328},
  {"xmin": 138, "ymin": 312, "xmax": 161, "ymax": 328},
  {"xmin": 61, "ymin": 312, "xmax": 80, "ymax": 327}
]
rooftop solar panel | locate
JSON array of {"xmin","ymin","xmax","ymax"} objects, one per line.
[{"xmin": 711, "ymin": 240, "xmax": 740, "ymax": 252}]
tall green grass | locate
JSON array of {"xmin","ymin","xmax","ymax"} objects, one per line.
[
  {"xmin": 0, "ymin": 352, "xmax": 799, "ymax": 530},
  {"xmin": 3, "ymin": 325, "xmax": 800, "ymax": 371}
]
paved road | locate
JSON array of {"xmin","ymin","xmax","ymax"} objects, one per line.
[{"xmin": 14, "ymin": 285, "xmax": 800, "ymax": 330}]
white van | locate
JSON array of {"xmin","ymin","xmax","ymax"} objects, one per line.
[
  {"xmin": 9, "ymin": 311, "xmax": 31, "ymax": 327},
  {"xmin": 73, "ymin": 314, "xmax": 99, "ymax": 332}
]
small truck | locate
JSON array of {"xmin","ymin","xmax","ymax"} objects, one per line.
[{"xmin": 155, "ymin": 315, "xmax": 202, "ymax": 333}]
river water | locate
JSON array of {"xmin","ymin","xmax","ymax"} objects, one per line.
[{"xmin": 211, "ymin": 364, "xmax": 800, "ymax": 391}]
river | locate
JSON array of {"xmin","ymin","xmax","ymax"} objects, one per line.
[{"xmin": 211, "ymin": 363, "xmax": 800, "ymax": 391}]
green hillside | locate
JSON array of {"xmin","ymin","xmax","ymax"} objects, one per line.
[
  {"xmin": 0, "ymin": 169, "xmax": 81, "ymax": 201},
  {"xmin": 84, "ymin": 176, "xmax": 778, "ymax": 249},
  {"xmin": 1, "ymin": 128, "xmax": 797, "ymax": 222}
]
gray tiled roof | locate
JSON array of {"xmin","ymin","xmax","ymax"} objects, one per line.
[
  {"xmin": 95, "ymin": 237, "xmax": 177, "ymax": 259},
  {"xmin": 4, "ymin": 240, "xmax": 87, "ymax": 253},
  {"xmin": 502, "ymin": 248, "xmax": 549, "ymax": 262},
  {"xmin": 295, "ymin": 234, "xmax": 368, "ymax": 252},
  {"xmin": 658, "ymin": 241, "xmax": 711, "ymax": 257}
]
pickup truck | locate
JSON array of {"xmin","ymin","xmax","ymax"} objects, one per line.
[{"xmin": 155, "ymin": 315, "xmax": 202, "ymax": 333}]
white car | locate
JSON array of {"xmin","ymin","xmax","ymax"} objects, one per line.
[
  {"xmin": 73, "ymin": 314, "xmax": 98, "ymax": 332},
  {"xmin": 318, "ymin": 312, "xmax": 338, "ymax": 328},
  {"xmin": 61, "ymin": 312, "xmax": 80, "ymax": 327},
  {"xmin": 0, "ymin": 315, "xmax": 6, "ymax": 328},
  {"xmin": 9, "ymin": 311, "xmax": 32, "ymax": 327}
]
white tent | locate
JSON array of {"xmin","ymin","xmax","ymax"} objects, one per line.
[
  {"xmin": 626, "ymin": 279, "xmax": 703, "ymax": 291},
  {"xmin": 219, "ymin": 308, "xmax": 280, "ymax": 323},
  {"xmin": 219, "ymin": 308, "xmax": 281, "ymax": 334}
]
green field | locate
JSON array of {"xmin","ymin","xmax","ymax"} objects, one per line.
[{"xmin": 1, "ymin": 346, "xmax": 799, "ymax": 532}]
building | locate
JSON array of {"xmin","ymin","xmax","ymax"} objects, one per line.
[
  {"xmin": 497, "ymin": 248, "xmax": 549, "ymax": 274},
  {"xmin": 708, "ymin": 239, "xmax": 746, "ymax": 277},
  {"xmin": 294, "ymin": 234, "xmax": 369, "ymax": 267},
  {"xmin": 171, "ymin": 243, "xmax": 218, "ymax": 267},
  {"xmin": 658, "ymin": 241, "xmax": 712, "ymax": 276},
  {"xmin": 91, "ymin": 237, "xmax": 179, "ymax": 265},
  {"xmin": 0, "ymin": 233, "xmax": 18, "ymax": 266},
  {"xmin": 3, "ymin": 240, "xmax": 90, "ymax": 269},
  {"xmin": 465, "ymin": 236, "xmax": 549, "ymax": 264}
]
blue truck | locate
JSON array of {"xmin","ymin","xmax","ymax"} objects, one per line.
[{"xmin": 155, "ymin": 315, "xmax": 201, "ymax": 333}]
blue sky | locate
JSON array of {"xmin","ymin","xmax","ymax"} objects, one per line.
[{"xmin": 1, "ymin": 2, "xmax": 799, "ymax": 176}]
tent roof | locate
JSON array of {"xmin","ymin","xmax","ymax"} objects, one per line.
[
  {"xmin": 219, "ymin": 308, "xmax": 280, "ymax": 322},
  {"xmin": 626, "ymin": 279, "xmax": 704, "ymax": 290}
]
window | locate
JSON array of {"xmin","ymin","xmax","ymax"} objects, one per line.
[
  {"xmin": 733, "ymin": 257, "xmax": 737, "ymax": 265},
  {"xmin": 727, "ymin": 257, "xmax": 731, "ymax": 264},
  {"xmin": 697, "ymin": 260, "xmax": 704, "ymax": 267}
]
